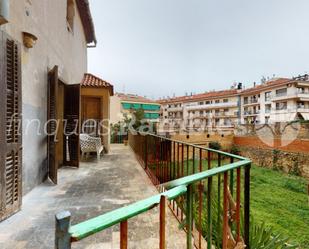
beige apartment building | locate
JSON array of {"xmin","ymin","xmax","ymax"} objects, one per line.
[
  {"xmin": 240, "ymin": 76, "xmax": 309, "ymax": 124},
  {"xmin": 159, "ymin": 75, "xmax": 309, "ymax": 134},
  {"xmin": 159, "ymin": 88, "xmax": 241, "ymax": 133}
]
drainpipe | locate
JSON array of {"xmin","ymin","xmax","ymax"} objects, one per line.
[{"xmin": 0, "ymin": 0, "xmax": 9, "ymax": 25}]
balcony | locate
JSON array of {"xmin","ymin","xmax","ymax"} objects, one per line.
[
  {"xmin": 272, "ymin": 90, "xmax": 309, "ymax": 101},
  {"xmin": 53, "ymin": 132, "xmax": 251, "ymax": 249},
  {"xmin": 185, "ymin": 101, "xmax": 238, "ymax": 111},
  {"xmin": 243, "ymin": 99, "xmax": 259, "ymax": 106},
  {"xmin": 243, "ymin": 110, "xmax": 260, "ymax": 116},
  {"xmin": 167, "ymin": 106, "xmax": 183, "ymax": 112}
]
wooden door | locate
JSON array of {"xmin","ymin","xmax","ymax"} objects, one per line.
[
  {"xmin": 0, "ymin": 32, "xmax": 22, "ymax": 221},
  {"xmin": 47, "ymin": 66, "xmax": 59, "ymax": 184},
  {"xmin": 64, "ymin": 84, "xmax": 80, "ymax": 167},
  {"xmin": 81, "ymin": 96, "xmax": 102, "ymax": 135}
]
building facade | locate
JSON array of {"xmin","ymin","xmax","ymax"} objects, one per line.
[
  {"xmin": 240, "ymin": 76, "xmax": 309, "ymax": 124},
  {"xmin": 110, "ymin": 93, "xmax": 161, "ymax": 125},
  {"xmin": 159, "ymin": 76, "xmax": 309, "ymax": 134},
  {"xmin": 0, "ymin": 0, "xmax": 96, "ymax": 221},
  {"xmin": 159, "ymin": 89, "xmax": 241, "ymax": 133}
]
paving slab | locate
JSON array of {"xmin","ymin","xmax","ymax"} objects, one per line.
[{"xmin": 0, "ymin": 144, "xmax": 187, "ymax": 249}]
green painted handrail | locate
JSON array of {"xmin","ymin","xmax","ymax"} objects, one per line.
[
  {"xmin": 137, "ymin": 131, "xmax": 248, "ymax": 161},
  {"xmin": 162, "ymin": 160, "xmax": 251, "ymax": 190},
  {"xmin": 69, "ymin": 185, "xmax": 187, "ymax": 241}
]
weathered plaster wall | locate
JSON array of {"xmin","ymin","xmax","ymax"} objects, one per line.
[
  {"xmin": 0, "ymin": 0, "xmax": 88, "ymax": 194},
  {"xmin": 110, "ymin": 95, "xmax": 122, "ymax": 124}
]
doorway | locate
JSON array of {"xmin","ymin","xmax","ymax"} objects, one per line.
[{"xmin": 47, "ymin": 66, "xmax": 80, "ymax": 184}]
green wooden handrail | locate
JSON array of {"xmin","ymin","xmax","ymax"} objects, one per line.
[
  {"xmin": 135, "ymin": 131, "xmax": 248, "ymax": 161},
  {"xmin": 162, "ymin": 159, "xmax": 251, "ymax": 190},
  {"xmin": 69, "ymin": 185, "xmax": 187, "ymax": 241}
]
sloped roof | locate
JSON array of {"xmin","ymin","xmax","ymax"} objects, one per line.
[
  {"xmin": 158, "ymin": 89, "xmax": 239, "ymax": 104},
  {"xmin": 81, "ymin": 73, "xmax": 114, "ymax": 95},
  {"xmin": 241, "ymin": 78, "xmax": 291, "ymax": 95},
  {"xmin": 116, "ymin": 93, "xmax": 159, "ymax": 104},
  {"xmin": 76, "ymin": 0, "xmax": 97, "ymax": 45}
]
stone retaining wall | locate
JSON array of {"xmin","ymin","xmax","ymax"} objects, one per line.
[{"xmin": 235, "ymin": 145, "xmax": 309, "ymax": 179}]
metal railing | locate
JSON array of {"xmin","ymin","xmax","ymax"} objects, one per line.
[
  {"xmin": 128, "ymin": 131, "xmax": 251, "ymax": 249},
  {"xmin": 55, "ymin": 131, "xmax": 251, "ymax": 249}
]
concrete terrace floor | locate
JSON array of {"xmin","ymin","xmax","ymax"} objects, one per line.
[{"xmin": 0, "ymin": 144, "xmax": 187, "ymax": 249}]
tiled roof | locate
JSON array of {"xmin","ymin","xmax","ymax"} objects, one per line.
[
  {"xmin": 76, "ymin": 0, "xmax": 97, "ymax": 45},
  {"xmin": 116, "ymin": 93, "xmax": 159, "ymax": 104},
  {"xmin": 158, "ymin": 89, "xmax": 239, "ymax": 104},
  {"xmin": 241, "ymin": 78, "xmax": 292, "ymax": 95},
  {"xmin": 81, "ymin": 73, "xmax": 114, "ymax": 95}
]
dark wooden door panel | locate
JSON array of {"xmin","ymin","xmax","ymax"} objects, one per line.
[
  {"xmin": 47, "ymin": 66, "xmax": 59, "ymax": 184},
  {"xmin": 64, "ymin": 84, "xmax": 80, "ymax": 167}
]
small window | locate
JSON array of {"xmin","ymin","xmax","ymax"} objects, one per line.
[
  {"xmin": 67, "ymin": 0, "xmax": 75, "ymax": 32},
  {"xmin": 223, "ymin": 99, "xmax": 228, "ymax": 103},
  {"xmin": 186, "ymin": 135, "xmax": 190, "ymax": 139},
  {"xmin": 207, "ymin": 134, "xmax": 210, "ymax": 138}
]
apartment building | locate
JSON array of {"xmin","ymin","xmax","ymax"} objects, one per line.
[
  {"xmin": 158, "ymin": 75, "xmax": 309, "ymax": 134},
  {"xmin": 240, "ymin": 76, "xmax": 309, "ymax": 124},
  {"xmin": 110, "ymin": 93, "xmax": 161, "ymax": 125},
  {"xmin": 159, "ymin": 89, "xmax": 241, "ymax": 133}
]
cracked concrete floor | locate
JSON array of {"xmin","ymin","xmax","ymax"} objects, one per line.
[{"xmin": 0, "ymin": 144, "xmax": 187, "ymax": 249}]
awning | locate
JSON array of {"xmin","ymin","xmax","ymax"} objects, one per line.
[{"xmin": 300, "ymin": 112, "xmax": 309, "ymax": 120}]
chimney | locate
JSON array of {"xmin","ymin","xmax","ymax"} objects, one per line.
[
  {"xmin": 253, "ymin": 82, "xmax": 256, "ymax": 87},
  {"xmin": 237, "ymin": 83, "xmax": 243, "ymax": 90}
]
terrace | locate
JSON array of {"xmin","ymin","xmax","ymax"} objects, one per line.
[{"xmin": 0, "ymin": 133, "xmax": 251, "ymax": 249}]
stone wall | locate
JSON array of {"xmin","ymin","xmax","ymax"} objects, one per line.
[{"xmin": 235, "ymin": 145, "xmax": 309, "ymax": 179}]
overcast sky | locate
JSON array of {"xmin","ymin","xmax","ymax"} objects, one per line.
[{"xmin": 88, "ymin": 0, "xmax": 309, "ymax": 99}]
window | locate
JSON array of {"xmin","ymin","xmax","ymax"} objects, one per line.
[
  {"xmin": 276, "ymin": 102, "xmax": 287, "ymax": 110},
  {"xmin": 297, "ymin": 88, "xmax": 305, "ymax": 94},
  {"xmin": 276, "ymin": 88, "xmax": 287, "ymax": 97},
  {"xmin": 215, "ymin": 100, "xmax": 220, "ymax": 103},
  {"xmin": 265, "ymin": 91, "xmax": 271, "ymax": 102},
  {"xmin": 199, "ymin": 101, "xmax": 204, "ymax": 105},
  {"xmin": 265, "ymin": 104, "xmax": 271, "ymax": 113},
  {"xmin": 199, "ymin": 111, "xmax": 203, "ymax": 115},
  {"xmin": 224, "ymin": 108, "xmax": 228, "ymax": 113},
  {"xmin": 265, "ymin": 116, "xmax": 270, "ymax": 124},
  {"xmin": 206, "ymin": 101, "xmax": 211, "ymax": 105},
  {"xmin": 215, "ymin": 118, "xmax": 220, "ymax": 125},
  {"xmin": 223, "ymin": 99, "xmax": 228, "ymax": 103},
  {"xmin": 67, "ymin": 0, "xmax": 75, "ymax": 32},
  {"xmin": 297, "ymin": 101, "xmax": 305, "ymax": 109},
  {"xmin": 244, "ymin": 97, "xmax": 248, "ymax": 104}
]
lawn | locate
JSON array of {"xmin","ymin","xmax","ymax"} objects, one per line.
[
  {"xmin": 150, "ymin": 159, "xmax": 309, "ymax": 247},
  {"xmin": 250, "ymin": 165, "xmax": 309, "ymax": 248}
]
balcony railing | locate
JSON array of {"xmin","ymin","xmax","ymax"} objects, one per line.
[{"xmin": 55, "ymin": 132, "xmax": 251, "ymax": 249}]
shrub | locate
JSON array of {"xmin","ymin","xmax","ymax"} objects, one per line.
[
  {"xmin": 209, "ymin": 141, "xmax": 222, "ymax": 150},
  {"xmin": 230, "ymin": 145, "xmax": 240, "ymax": 155}
]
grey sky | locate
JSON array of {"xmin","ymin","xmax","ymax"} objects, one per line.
[{"xmin": 88, "ymin": 0, "xmax": 309, "ymax": 99}]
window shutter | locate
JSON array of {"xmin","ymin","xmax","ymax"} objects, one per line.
[
  {"xmin": 0, "ymin": 31, "xmax": 22, "ymax": 221},
  {"xmin": 64, "ymin": 84, "xmax": 80, "ymax": 167},
  {"xmin": 47, "ymin": 66, "xmax": 59, "ymax": 184}
]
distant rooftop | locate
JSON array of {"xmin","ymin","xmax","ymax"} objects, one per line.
[
  {"xmin": 116, "ymin": 93, "xmax": 159, "ymax": 104},
  {"xmin": 158, "ymin": 89, "xmax": 239, "ymax": 104}
]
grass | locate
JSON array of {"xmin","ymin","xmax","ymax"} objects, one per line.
[
  {"xmin": 250, "ymin": 165, "xmax": 309, "ymax": 248},
  {"xmin": 150, "ymin": 158, "xmax": 309, "ymax": 248}
]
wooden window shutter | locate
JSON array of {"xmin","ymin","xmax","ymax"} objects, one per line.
[
  {"xmin": 64, "ymin": 84, "xmax": 80, "ymax": 167},
  {"xmin": 0, "ymin": 31, "xmax": 22, "ymax": 221},
  {"xmin": 47, "ymin": 66, "xmax": 59, "ymax": 184}
]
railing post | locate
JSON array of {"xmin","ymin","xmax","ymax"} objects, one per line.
[
  {"xmin": 160, "ymin": 195, "xmax": 166, "ymax": 249},
  {"xmin": 55, "ymin": 211, "xmax": 71, "ymax": 249},
  {"xmin": 186, "ymin": 184, "xmax": 193, "ymax": 249},
  {"xmin": 120, "ymin": 220, "xmax": 128, "ymax": 249},
  {"xmin": 145, "ymin": 135, "xmax": 148, "ymax": 170},
  {"xmin": 244, "ymin": 164, "xmax": 251, "ymax": 249}
]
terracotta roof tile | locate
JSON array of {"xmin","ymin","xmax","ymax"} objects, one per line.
[
  {"xmin": 241, "ymin": 78, "xmax": 291, "ymax": 95},
  {"xmin": 81, "ymin": 73, "xmax": 114, "ymax": 95},
  {"xmin": 159, "ymin": 89, "xmax": 239, "ymax": 104}
]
